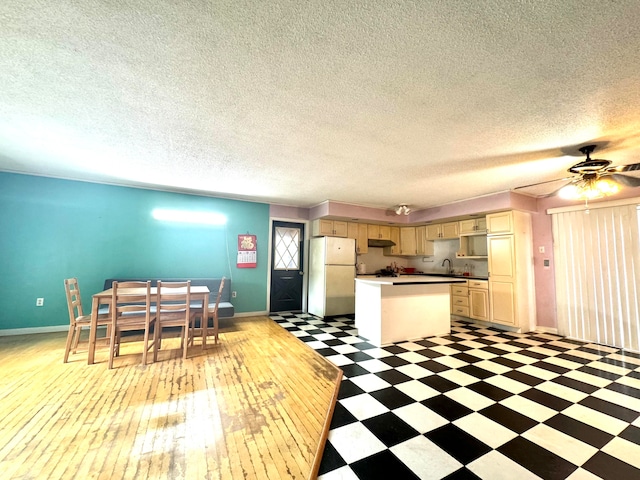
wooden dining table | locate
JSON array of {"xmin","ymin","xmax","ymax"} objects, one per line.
[{"xmin": 87, "ymin": 285, "xmax": 210, "ymax": 365}]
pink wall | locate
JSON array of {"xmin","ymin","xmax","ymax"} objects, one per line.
[{"xmin": 270, "ymin": 204, "xmax": 310, "ymax": 220}]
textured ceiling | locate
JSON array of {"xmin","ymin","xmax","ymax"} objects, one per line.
[{"xmin": 2, "ymin": 0, "xmax": 640, "ymax": 210}]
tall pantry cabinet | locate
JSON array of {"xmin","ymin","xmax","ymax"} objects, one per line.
[{"xmin": 486, "ymin": 211, "xmax": 535, "ymax": 332}]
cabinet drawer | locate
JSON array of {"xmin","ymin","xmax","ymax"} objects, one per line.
[
  {"xmin": 452, "ymin": 295, "xmax": 469, "ymax": 307},
  {"xmin": 468, "ymin": 280, "xmax": 488, "ymax": 290},
  {"xmin": 452, "ymin": 305, "xmax": 470, "ymax": 317},
  {"xmin": 451, "ymin": 286, "xmax": 468, "ymax": 296}
]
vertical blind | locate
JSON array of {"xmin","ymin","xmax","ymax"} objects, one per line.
[{"xmin": 551, "ymin": 203, "xmax": 640, "ymax": 351}]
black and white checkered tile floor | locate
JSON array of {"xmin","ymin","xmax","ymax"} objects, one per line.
[{"xmin": 270, "ymin": 313, "xmax": 640, "ymax": 480}]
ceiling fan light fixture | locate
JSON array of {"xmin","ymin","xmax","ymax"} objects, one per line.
[{"xmin": 558, "ymin": 177, "xmax": 620, "ymax": 200}]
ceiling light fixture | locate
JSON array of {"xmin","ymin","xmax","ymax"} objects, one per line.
[{"xmin": 395, "ymin": 204, "xmax": 411, "ymax": 215}]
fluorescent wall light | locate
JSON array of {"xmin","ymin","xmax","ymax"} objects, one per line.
[{"xmin": 152, "ymin": 208, "xmax": 227, "ymax": 225}]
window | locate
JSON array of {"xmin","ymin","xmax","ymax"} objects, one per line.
[{"xmin": 273, "ymin": 227, "xmax": 300, "ymax": 270}]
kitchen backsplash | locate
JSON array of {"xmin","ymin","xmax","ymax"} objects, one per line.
[
  {"xmin": 359, "ymin": 239, "xmax": 488, "ymax": 277},
  {"xmin": 356, "ymin": 250, "xmax": 406, "ymax": 275}
]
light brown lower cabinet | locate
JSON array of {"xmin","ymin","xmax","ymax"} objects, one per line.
[{"xmin": 468, "ymin": 280, "xmax": 489, "ymax": 321}]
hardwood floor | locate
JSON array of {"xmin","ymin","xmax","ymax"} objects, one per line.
[{"xmin": 0, "ymin": 316, "xmax": 341, "ymax": 480}]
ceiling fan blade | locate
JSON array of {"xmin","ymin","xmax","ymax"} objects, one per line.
[
  {"xmin": 609, "ymin": 173, "xmax": 640, "ymax": 187},
  {"xmin": 607, "ymin": 162, "xmax": 640, "ymax": 173}
]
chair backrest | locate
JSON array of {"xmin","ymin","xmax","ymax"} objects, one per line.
[
  {"xmin": 64, "ymin": 277, "xmax": 83, "ymax": 323},
  {"xmin": 111, "ymin": 281, "xmax": 152, "ymax": 321},
  {"xmin": 213, "ymin": 277, "xmax": 225, "ymax": 311},
  {"xmin": 157, "ymin": 280, "xmax": 191, "ymax": 316}
]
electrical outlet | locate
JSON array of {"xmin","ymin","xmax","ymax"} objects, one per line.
[
  {"xmin": 36, "ymin": 297, "xmax": 44, "ymax": 307},
  {"xmin": 231, "ymin": 291, "xmax": 237, "ymax": 298}
]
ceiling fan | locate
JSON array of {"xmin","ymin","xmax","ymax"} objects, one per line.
[{"xmin": 514, "ymin": 145, "xmax": 640, "ymax": 200}]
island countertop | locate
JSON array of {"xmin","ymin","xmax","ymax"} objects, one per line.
[{"xmin": 355, "ymin": 275, "xmax": 469, "ymax": 286}]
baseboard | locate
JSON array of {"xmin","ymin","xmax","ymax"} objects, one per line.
[
  {"xmin": 230, "ymin": 311, "xmax": 269, "ymax": 318},
  {"xmin": 0, "ymin": 325, "xmax": 69, "ymax": 336},
  {"xmin": 535, "ymin": 325, "xmax": 559, "ymax": 335}
]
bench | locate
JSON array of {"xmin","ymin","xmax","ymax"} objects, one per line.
[{"xmin": 103, "ymin": 277, "xmax": 234, "ymax": 319}]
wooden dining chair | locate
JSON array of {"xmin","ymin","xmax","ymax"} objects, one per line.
[
  {"xmin": 153, "ymin": 280, "xmax": 197, "ymax": 361},
  {"xmin": 193, "ymin": 277, "xmax": 226, "ymax": 346},
  {"xmin": 63, "ymin": 277, "xmax": 111, "ymax": 363},
  {"xmin": 109, "ymin": 281, "xmax": 156, "ymax": 369}
]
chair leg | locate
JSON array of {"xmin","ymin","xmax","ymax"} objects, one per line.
[
  {"xmin": 63, "ymin": 325, "xmax": 76, "ymax": 363},
  {"xmin": 141, "ymin": 323, "xmax": 153, "ymax": 366},
  {"xmin": 71, "ymin": 325, "xmax": 82, "ymax": 353},
  {"xmin": 153, "ymin": 323, "xmax": 161, "ymax": 363},
  {"xmin": 108, "ymin": 327, "xmax": 118, "ymax": 369}
]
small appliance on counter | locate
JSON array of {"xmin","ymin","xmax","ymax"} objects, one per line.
[{"xmin": 375, "ymin": 268, "xmax": 397, "ymax": 277}]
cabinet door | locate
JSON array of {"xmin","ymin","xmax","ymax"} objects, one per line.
[
  {"xmin": 357, "ymin": 223, "xmax": 368, "ymax": 254},
  {"xmin": 489, "ymin": 281, "xmax": 516, "ymax": 325},
  {"xmin": 416, "ymin": 226, "xmax": 427, "ymax": 255},
  {"xmin": 488, "ymin": 235, "xmax": 515, "ymax": 279},
  {"xmin": 348, "ymin": 222, "xmax": 366, "ymax": 254},
  {"xmin": 426, "ymin": 224, "xmax": 441, "ymax": 240},
  {"xmin": 487, "ymin": 211, "xmax": 513, "ymax": 234},
  {"xmin": 347, "ymin": 222, "xmax": 358, "ymax": 240},
  {"xmin": 378, "ymin": 225, "xmax": 391, "ymax": 240},
  {"xmin": 333, "ymin": 221, "xmax": 348, "ymax": 237},
  {"xmin": 313, "ymin": 219, "xmax": 334, "ymax": 236},
  {"xmin": 476, "ymin": 217, "xmax": 487, "ymax": 232},
  {"xmin": 488, "ymin": 234, "xmax": 516, "ymax": 325},
  {"xmin": 367, "ymin": 224, "xmax": 380, "ymax": 240},
  {"xmin": 441, "ymin": 222, "xmax": 459, "ymax": 239},
  {"xmin": 387, "ymin": 227, "xmax": 400, "ymax": 255},
  {"xmin": 469, "ymin": 289, "xmax": 489, "ymax": 321},
  {"xmin": 459, "ymin": 219, "xmax": 477, "ymax": 235},
  {"xmin": 400, "ymin": 227, "xmax": 417, "ymax": 255}
]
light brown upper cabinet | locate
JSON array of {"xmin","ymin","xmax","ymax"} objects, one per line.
[
  {"xmin": 415, "ymin": 226, "xmax": 434, "ymax": 255},
  {"xmin": 368, "ymin": 224, "xmax": 391, "ymax": 240},
  {"xmin": 426, "ymin": 222, "xmax": 459, "ymax": 240},
  {"xmin": 486, "ymin": 212, "xmax": 514, "ymax": 235},
  {"xmin": 399, "ymin": 227, "xmax": 417, "ymax": 255},
  {"xmin": 348, "ymin": 222, "xmax": 369, "ymax": 254},
  {"xmin": 459, "ymin": 217, "xmax": 487, "ymax": 235},
  {"xmin": 385, "ymin": 227, "xmax": 400, "ymax": 255},
  {"xmin": 311, "ymin": 219, "xmax": 348, "ymax": 237}
]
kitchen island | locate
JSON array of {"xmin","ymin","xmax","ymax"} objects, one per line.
[{"xmin": 355, "ymin": 275, "xmax": 467, "ymax": 346}]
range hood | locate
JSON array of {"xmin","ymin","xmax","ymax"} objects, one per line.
[{"xmin": 368, "ymin": 239, "xmax": 396, "ymax": 248}]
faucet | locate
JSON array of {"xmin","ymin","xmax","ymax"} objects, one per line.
[{"xmin": 441, "ymin": 258, "xmax": 452, "ymax": 273}]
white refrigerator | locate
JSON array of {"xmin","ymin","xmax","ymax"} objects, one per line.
[{"xmin": 308, "ymin": 236, "xmax": 357, "ymax": 317}]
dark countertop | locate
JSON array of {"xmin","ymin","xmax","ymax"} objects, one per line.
[
  {"xmin": 393, "ymin": 272, "xmax": 488, "ymax": 281},
  {"xmin": 355, "ymin": 275, "xmax": 468, "ymax": 286}
]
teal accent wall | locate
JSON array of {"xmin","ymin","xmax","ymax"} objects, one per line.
[{"xmin": 0, "ymin": 172, "xmax": 270, "ymax": 330}]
